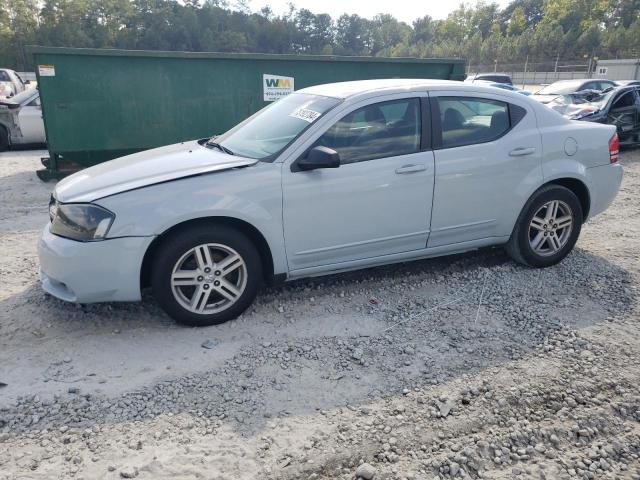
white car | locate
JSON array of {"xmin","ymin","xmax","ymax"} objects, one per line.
[
  {"xmin": 39, "ymin": 79, "xmax": 623, "ymax": 326},
  {"xmin": 0, "ymin": 88, "xmax": 46, "ymax": 150},
  {"xmin": 0, "ymin": 68, "xmax": 26, "ymax": 98}
]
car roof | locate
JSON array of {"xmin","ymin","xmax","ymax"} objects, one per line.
[
  {"xmin": 298, "ymin": 78, "xmax": 569, "ymax": 127},
  {"xmin": 549, "ymin": 79, "xmax": 588, "ymax": 85},
  {"xmin": 550, "ymin": 78, "xmax": 615, "ymax": 85},
  {"xmin": 297, "ymin": 79, "xmax": 452, "ymax": 98},
  {"xmin": 297, "ymin": 78, "xmax": 527, "ymax": 99},
  {"xmin": 614, "ymin": 85, "xmax": 640, "ymax": 93},
  {"xmin": 475, "ymin": 80, "xmax": 515, "ymax": 88},
  {"xmin": 468, "ymin": 72, "xmax": 510, "ymax": 76}
]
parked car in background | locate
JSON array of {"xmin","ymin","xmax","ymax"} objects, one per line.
[
  {"xmin": 615, "ymin": 80, "xmax": 640, "ymax": 87},
  {"xmin": 554, "ymin": 85, "xmax": 640, "ymax": 145},
  {"xmin": 0, "ymin": 88, "xmax": 46, "ymax": 150},
  {"xmin": 475, "ymin": 80, "xmax": 531, "ymax": 95},
  {"xmin": 40, "ymin": 79, "xmax": 622, "ymax": 326},
  {"xmin": 533, "ymin": 79, "xmax": 617, "ymax": 104},
  {"xmin": 544, "ymin": 89, "xmax": 604, "ymax": 114},
  {"xmin": 465, "ymin": 73, "xmax": 513, "ymax": 85},
  {"xmin": 0, "ymin": 69, "xmax": 26, "ymax": 98}
]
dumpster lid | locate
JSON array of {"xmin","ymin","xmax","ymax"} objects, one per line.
[{"xmin": 27, "ymin": 46, "xmax": 464, "ymax": 65}]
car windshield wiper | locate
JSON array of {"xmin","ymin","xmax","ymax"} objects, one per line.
[{"xmin": 205, "ymin": 139, "xmax": 234, "ymax": 156}]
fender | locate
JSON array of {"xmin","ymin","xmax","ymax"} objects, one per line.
[
  {"xmin": 96, "ymin": 162, "xmax": 288, "ymax": 276},
  {"xmin": 541, "ymin": 158, "xmax": 589, "ymax": 185}
]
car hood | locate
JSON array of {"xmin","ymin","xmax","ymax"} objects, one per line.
[{"xmin": 54, "ymin": 140, "xmax": 258, "ymax": 203}]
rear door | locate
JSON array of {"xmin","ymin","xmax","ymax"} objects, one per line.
[{"xmin": 427, "ymin": 92, "xmax": 542, "ymax": 247}]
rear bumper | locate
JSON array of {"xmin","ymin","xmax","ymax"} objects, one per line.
[
  {"xmin": 586, "ymin": 163, "xmax": 623, "ymax": 219},
  {"xmin": 38, "ymin": 224, "xmax": 153, "ymax": 303}
]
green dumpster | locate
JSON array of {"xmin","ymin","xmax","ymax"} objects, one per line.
[{"xmin": 28, "ymin": 46, "xmax": 466, "ymax": 180}]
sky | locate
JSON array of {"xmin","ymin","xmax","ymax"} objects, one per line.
[{"xmin": 248, "ymin": 0, "xmax": 513, "ymax": 24}]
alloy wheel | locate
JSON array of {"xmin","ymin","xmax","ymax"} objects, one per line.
[
  {"xmin": 528, "ymin": 200, "xmax": 573, "ymax": 257},
  {"xmin": 170, "ymin": 243, "xmax": 247, "ymax": 314}
]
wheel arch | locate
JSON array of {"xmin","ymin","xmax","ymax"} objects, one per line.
[
  {"xmin": 140, "ymin": 216, "xmax": 277, "ymax": 290},
  {"xmin": 544, "ymin": 177, "xmax": 591, "ymax": 220}
]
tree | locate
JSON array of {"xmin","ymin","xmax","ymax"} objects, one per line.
[
  {"xmin": 335, "ymin": 14, "xmax": 372, "ymax": 55},
  {"xmin": 2, "ymin": 0, "xmax": 39, "ymax": 70},
  {"xmin": 500, "ymin": 0, "xmax": 544, "ymax": 31},
  {"xmin": 2, "ymin": 0, "xmax": 639, "ymax": 71},
  {"xmin": 412, "ymin": 15, "xmax": 436, "ymax": 44},
  {"xmin": 507, "ymin": 5, "xmax": 527, "ymax": 36}
]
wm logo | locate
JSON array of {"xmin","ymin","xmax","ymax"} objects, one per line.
[{"xmin": 265, "ymin": 78, "xmax": 292, "ymax": 88}]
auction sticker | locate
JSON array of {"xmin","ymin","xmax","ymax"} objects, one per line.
[
  {"xmin": 289, "ymin": 107, "xmax": 321, "ymax": 123},
  {"xmin": 38, "ymin": 64, "xmax": 55, "ymax": 77},
  {"xmin": 263, "ymin": 74, "xmax": 294, "ymax": 101}
]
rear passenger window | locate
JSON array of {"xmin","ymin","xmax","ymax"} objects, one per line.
[{"xmin": 435, "ymin": 97, "xmax": 514, "ymax": 149}]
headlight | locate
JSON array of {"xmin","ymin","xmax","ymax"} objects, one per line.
[
  {"xmin": 48, "ymin": 195, "xmax": 58, "ymax": 221},
  {"xmin": 50, "ymin": 202, "xmax": 115, "ymax": 241}
]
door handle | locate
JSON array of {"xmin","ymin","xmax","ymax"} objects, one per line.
[
  {"xmin": 509, "ymin": 147, "xmax": 536, "ymax": 157},
  {"xmin": 395, "ymin": 164, "xmax": 426, "ymax": 174}
]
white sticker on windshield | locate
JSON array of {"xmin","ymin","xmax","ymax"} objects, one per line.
[{"xmin": 289, "ymin": 107, "xmax": 321, "ymax": 123}]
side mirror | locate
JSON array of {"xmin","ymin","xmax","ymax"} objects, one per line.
[{"xmin": 297, "ymin": 146, "xmax": 340, "ymax": 171}]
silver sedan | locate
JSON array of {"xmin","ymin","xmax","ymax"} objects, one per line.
[{"xmin": 39, "ymin": 79, "xmax": 623, "ymax": 326}]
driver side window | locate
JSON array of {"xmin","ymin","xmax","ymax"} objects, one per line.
[{"xmin": 311, "ymin": 98, "xmax": 421, "ymax": 165}]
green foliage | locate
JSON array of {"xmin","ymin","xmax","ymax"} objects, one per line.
[
  {"xmin": 1, "ymin": 0, "xmax": 639, "ymax": 70},
  {"xmin": 507, "ymin": 6, "xmax": 527, "ymax": 36}
]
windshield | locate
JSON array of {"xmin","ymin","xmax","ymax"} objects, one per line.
[
  {"xmin": 213, "ymin": 93, "xmax": 341, "ymax": 160},
  {"xmin": 536, "ymin": 82, "xmax": 582, "ymax": 95}
]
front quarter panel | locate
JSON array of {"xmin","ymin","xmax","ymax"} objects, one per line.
[{"xmin": 96, "ymin": 162, "xmax": 287, "ymax": 275}]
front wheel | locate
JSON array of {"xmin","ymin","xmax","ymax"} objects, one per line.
[
  {"xmin": 151, "ymin": 225, "xmax": 262, "ymax": 326},
  {"xmin": 506, "ymin": 185, "xmax": 583, "ymax": 268}
]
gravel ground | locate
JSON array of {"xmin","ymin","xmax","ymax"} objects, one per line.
[{"xmin": 1, "ymin": 148, "xmax": 639, "ymax": 480}]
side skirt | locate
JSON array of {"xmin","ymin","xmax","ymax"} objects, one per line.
[{"xmin": 285, "ymin": 236, "xmax": 510, "ymax": 281}]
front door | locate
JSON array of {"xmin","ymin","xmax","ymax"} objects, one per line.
[
  {"xmin": 282, "ymin": 96, "xmax": 435, "ymax": 272},
  {"xmin": 428, "ymin": 92, "xmax": 543, "ymax": 247}
]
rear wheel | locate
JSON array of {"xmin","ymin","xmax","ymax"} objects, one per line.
[
  {"xmin": 506, "ymin": 185, "xmax": 583, "ymax": 267},
  {"xmin": 151, "ymin": 225, "xmax": 262, "ymax": 326}
]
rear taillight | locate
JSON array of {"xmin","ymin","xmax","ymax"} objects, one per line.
[{"xmin": 609, "ymin": 133, "xmax": 619, "ymax": 163}]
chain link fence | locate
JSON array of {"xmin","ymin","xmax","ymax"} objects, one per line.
[{"xmin": 467, "ymin": 60, "xmax": 592, "ymax": 86}]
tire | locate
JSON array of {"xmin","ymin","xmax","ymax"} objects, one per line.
[
  {"xmin": 0, "ymin": 126, "xmax": 9, "ymax": 152},
  {"xmin": 151, "ymin": 224, "xmax": 262, "ymax": 326},
  {"xmin": 506, "ymin": 185, "xmax": 583, "ymax": 268}
]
